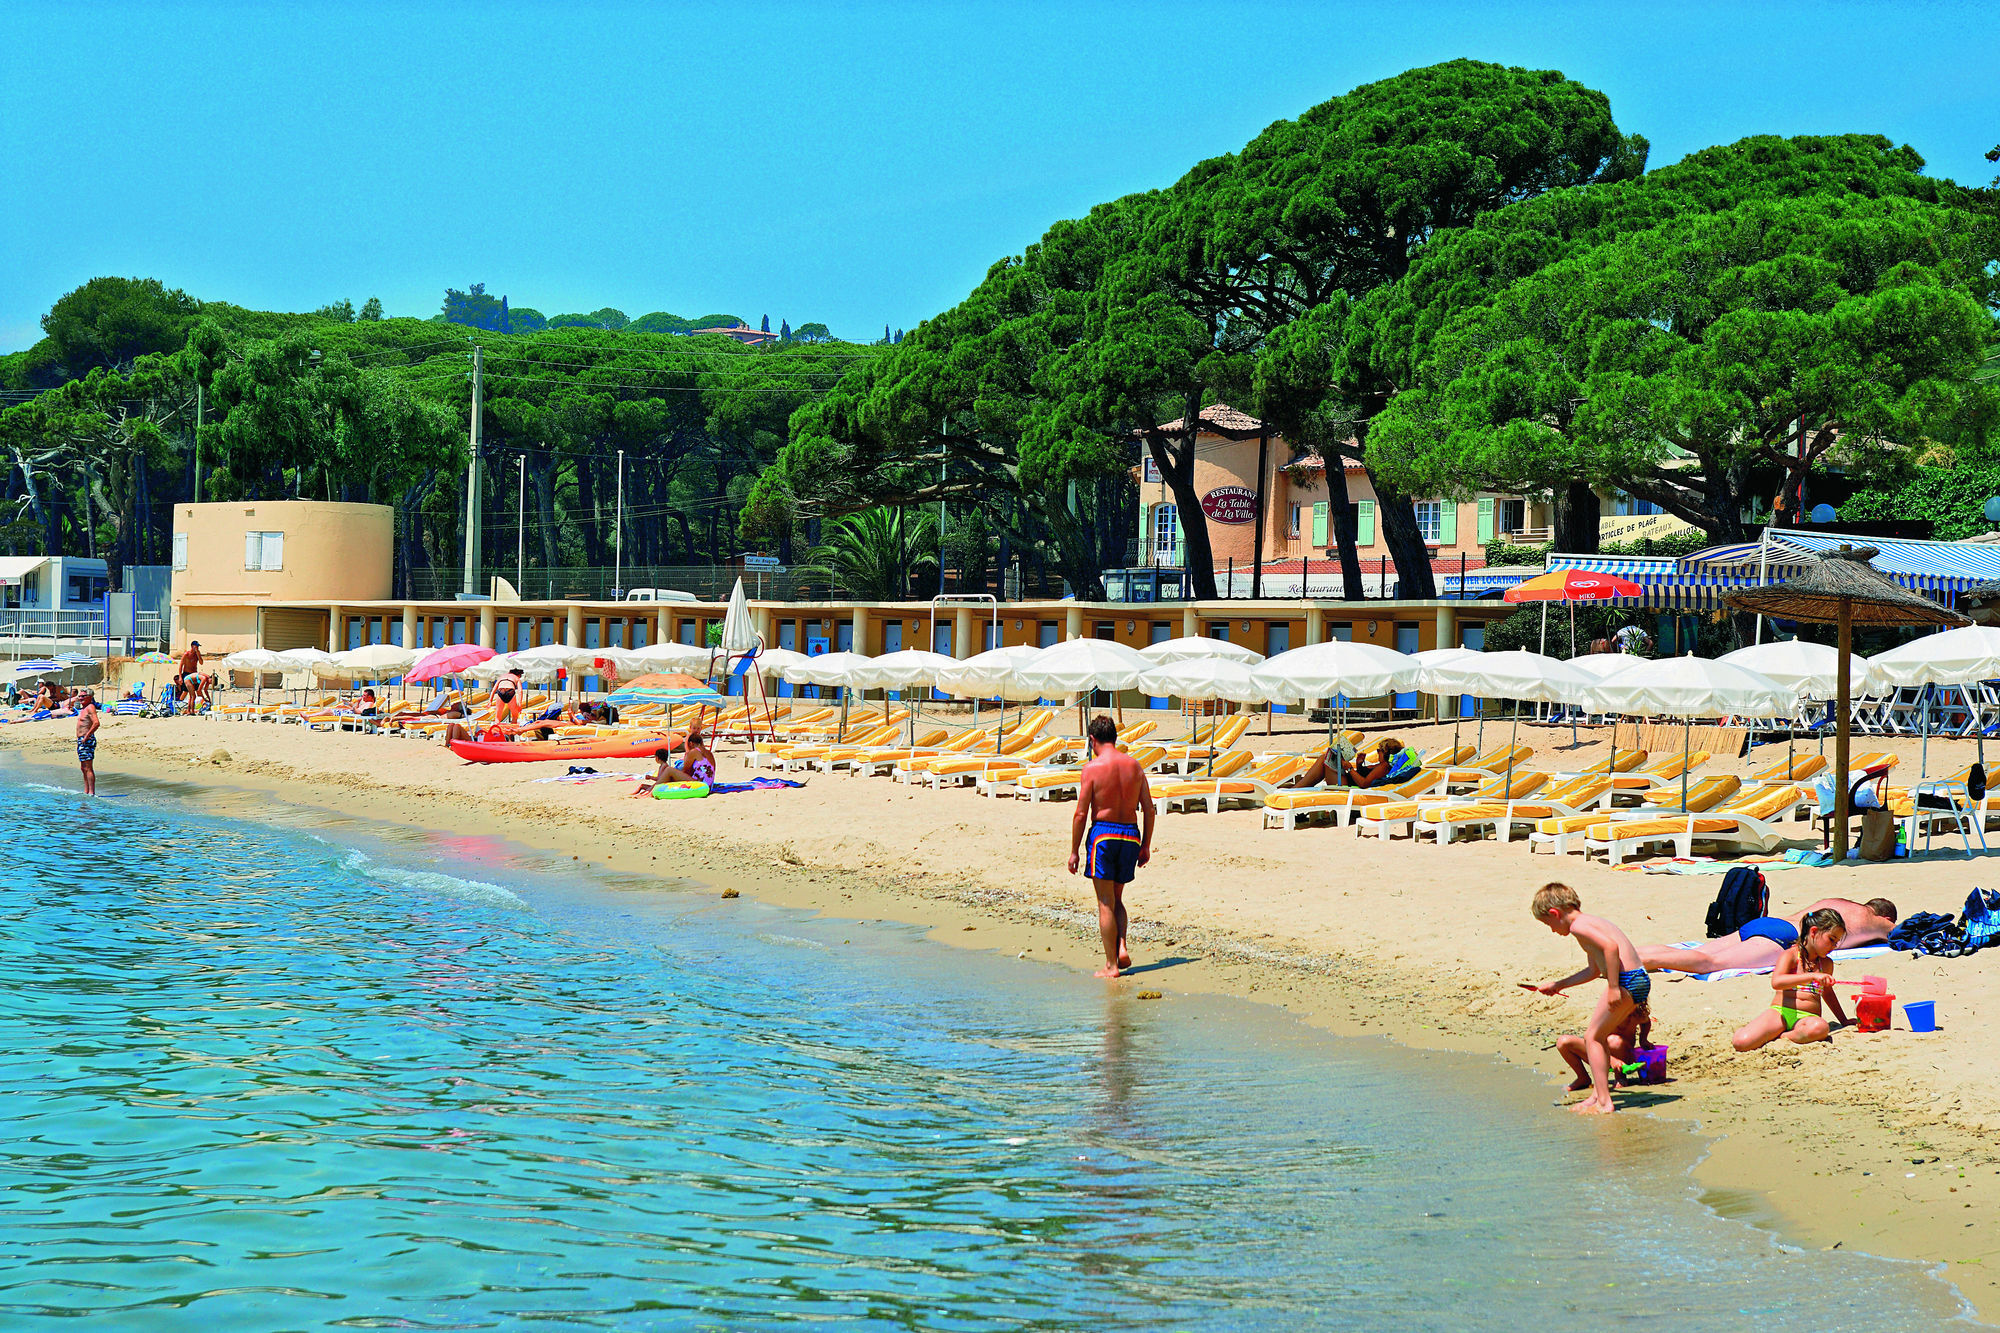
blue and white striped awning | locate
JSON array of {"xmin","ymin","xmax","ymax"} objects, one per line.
[
  {"xmin": 1680, "ymin": 528, "xmax": 2000, "ymax": 595},
  {"xmin": 1544, "ymin": 554, "xmax": 1752, "ymax": 610}
]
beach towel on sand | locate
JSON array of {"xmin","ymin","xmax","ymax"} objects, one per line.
[
  {"xmin": 1667, "ymin": 943, "xmax": 1892, "ymax": 982},
  {"xmin": 708, "ymin": 778, "xmax": 806, "ymax": 794}
]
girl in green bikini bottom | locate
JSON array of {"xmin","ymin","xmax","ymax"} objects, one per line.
[{"xmin": 1731, "ymin": 908, "xmax": 1851, "ymax": 1051}]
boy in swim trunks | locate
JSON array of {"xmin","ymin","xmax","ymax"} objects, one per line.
[
  {"xmin": 1524, "ymin": 882, "xmax": 1647, "ymax": 1115},
  {"xmin": 1067, "ymin": 715, "xmax": 1156, "ymax": 979}
]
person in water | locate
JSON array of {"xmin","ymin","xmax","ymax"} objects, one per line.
[
  {"xmin": 1732, "ymin": 908, "xmax": 1851, "ymax": 1050},
  {"xmin": 1638, "ymin": 898, "xmax": 1895, "ymax": 976},
  {"xmin": 74, "ymin": 689, "xmax": 100, "ymax": 797},
  {"xmin": 1068, "ymin": 714, "xmax": 1156, "ymax": 979},
  {"xmin": 1524, "ymin": 882, "xmax": 1647, "ymax": 1115},
  {"xmin": 635, "ymin": 728, "xmax": 716, "ymax": 794}
]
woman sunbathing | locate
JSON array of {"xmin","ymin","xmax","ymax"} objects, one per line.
[{"xmin": 634, "ymin": 729, "xmax": 715, "ymax": 795}]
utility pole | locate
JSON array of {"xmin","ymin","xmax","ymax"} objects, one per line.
[
  {"xmin": 192, "ymin": 381, "xmax": 203, "ymax": 503},
  {"xmin": 460, "ymin": 343, "xmax": 483, "ymax": 596},
  {"xmin": 516, "ymin": 455, "xmax": 526, "ymax": 591},
  {"xmin": 614, "ymin": 448, "xmax": 625, "ymax": 598}
]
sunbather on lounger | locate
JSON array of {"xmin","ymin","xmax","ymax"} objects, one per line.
[{"xmin": 1291, "ymin": 737, "xmax": 1408, "ymax": 789}]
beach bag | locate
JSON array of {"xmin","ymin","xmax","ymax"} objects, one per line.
[
  {"xmin": 1970, "ymin": 763, "xmax": 1987, "ymax": 803},
  {"xmin": 1963, "ymin": 889, "xmax": 2000, "ymax": 953},
  {"xmin": 1858, "ymin": 809, "xmax": 1898, "ymax": 862},
  {"xmin": 1705, "ymin": 866, "xmax": 1768, "ymax": 938}
]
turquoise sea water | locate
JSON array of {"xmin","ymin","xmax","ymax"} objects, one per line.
[{"xmin": 0, "ymin": 768, "xmax": 1977, "ymax": 1330}]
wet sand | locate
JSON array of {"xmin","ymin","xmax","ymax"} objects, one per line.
[{"xmin": 8, "ymin": 708, "xmax": 1998, "ymax": 1316}]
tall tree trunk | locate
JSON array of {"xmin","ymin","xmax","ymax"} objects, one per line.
[
  {"xmin": 1145, "ymin": 420, "xmax": 1218, "ymax": 600},
  {"xmin": 1369, "ymin": 468, "xmax": 1436, "ymax": 599},
  {"xmin": 1326, "ymin": 458, "xmax": 1366, "ymax": 601},
  {"xmin": 1553, "ymin": 481, "xmax": 1600, "ymax": 552}
]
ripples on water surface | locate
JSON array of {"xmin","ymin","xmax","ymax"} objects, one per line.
[{"xmin": 0, "ymin": 771, "xmax": 1975, "ymax": 1330}]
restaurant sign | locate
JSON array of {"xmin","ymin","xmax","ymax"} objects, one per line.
[{"xmin": 1200, "ymin": 485, "xmax": 1257, "ymax": 525}]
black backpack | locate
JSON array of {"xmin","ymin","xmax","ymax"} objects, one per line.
[{"xmin": 1705, "ymin": 866, "xmax": 1769, "ymax": 938}]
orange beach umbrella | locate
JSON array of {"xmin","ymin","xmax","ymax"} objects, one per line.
[{"xmin": 1502, "ymin": 569, "xmax": 1646, "ymax": 602}]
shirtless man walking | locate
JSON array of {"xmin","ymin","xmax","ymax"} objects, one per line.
[
  {"xmin": 1068, "ymin": 714, "xmax": 1156, "ymax": 978},
  {"xmin": 175, "ymin": 640, "xmax": 207, "ymax": 714}
]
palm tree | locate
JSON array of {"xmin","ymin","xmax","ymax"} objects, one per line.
[{"xmin": 801, "ymin": 507, "xmax": 938, "ymax": 600}]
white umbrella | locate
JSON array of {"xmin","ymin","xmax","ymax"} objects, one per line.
[
  {"xmin": 1419, "ymin": 649, "xmax": 1593, "ymax": 786},
  {"xmin": 322, "ymin": 643, "xmax": 417, "ymax": 680},
  {"xmin": 1138, "ymin": 635, "xmax": 1265, "ymax": 666},
  {"xmin": 629, "ymin": 641, "xmax": 714, "ymax": 673},
  {"xmin": 1863, "ymin": 625, "xmax": 2000, "ymax": 689},
  {"xmin": 273, "ymin": 647, "xmax": 335, "ymax": 674},
  {"xmin": 1136, "ymin": 658, "xmax": 1276, "ymax": 704},
  {"xmin": 1414, "ymin": 646, "xmax": 1485, "ymax": 753},
  {"xmin": 1718, "ymin": 639, "xmax": 1875, "ymax": 699},
  {"xmin": 721, "ymin": 577, "xmax": 758, "ymax": 655},
  {"xmin": 1009, "ymin": 638, "xmax": 1153, "ymax": 695},
  {"xmin": 1581, "ymin": 655, "xmax": 1792, "ymax": 719},
  {"xmin": 845, "ymin": 648, "xmax": 955, "ymax": 741},
  {"xmin": 1249, "ymin": 641, "xmax": 1418, "ymax": 702},
  {"xmin": 1250, "ymin": 640, "xmax": 1420, "ymax": 752},
  {"xmin": 1008, "ymin": 638, "xmax": 1155, "ymax": 738},
  {"xmin": 844, "ymin": 649, "xmax": 954, "ymax": 691},
  {"xmin": 1565, "ymin": 653, "xmax": 1644, "ymax": 681},
  {"xmin": 1583, "ymin": 654, "xmax": 1793, "ymax": 810},
  {"xmin": 224, "ymin": 648, "xmax": 283, "ymax": 673},
  {"xmin": 935, "ymin": 645, "xmax": 1045, "ymax": 701},
  {"xmin": 746, "ymin": 647, "xmax": 813, "ymax": 678},
  {"xmin": 784, "ymin": 650, "xmax": 870, "ymax": 687}
]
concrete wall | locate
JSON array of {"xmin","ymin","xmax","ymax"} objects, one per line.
[{"xmin": 171, "ymin": 501, "xmax": 392, "ymax": 648}]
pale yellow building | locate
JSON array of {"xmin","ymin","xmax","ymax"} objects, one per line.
[{"xmin": 170, "ymin": 501, "xmax": 393, "ymax": 652}]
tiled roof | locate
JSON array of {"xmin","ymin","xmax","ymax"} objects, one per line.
[{"xmin": 1153, "ymin": 403, "xmax": 1266, "ymax": 435}]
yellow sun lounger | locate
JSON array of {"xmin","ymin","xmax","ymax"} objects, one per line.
[
  {"xmin": 1154, "ymin": 754, "xmax": 1313, "ymax": 815},
  {"xmin": 1413, "ymin": 775, "xmax": 1616, "ymax": 846},
  {"xmin": 1551, "ymin": 749, "xmax": 1649, "ymax": 781},
  {"xmin": 1439, "ymin": 745, "xmax": 1536, "ymax": 790},
  {"xmin": 1355, "ymin": 770, "xmax": 1551, "ymax": 839},
  {"xmin": 921, "ymin": 736, "xmax": 1070, "ymax": 788},
  {"xmin": 1609, "ymin": 751, "xmax": 1712, "ymax": 793},
  {"xmin": 1261, "ymin": 769, "xmax": 1445, "ymax": 830},
  {"xmin": 808, "ymin": 727, "xmax": 953, "ymax": 772},
  {"xmin": 1155, "ymin": 714, "xmax": 1258, "ymax": 773},
  {"xmin": 750, "ymin": 723, "xmax": 901, "ymax": 770},
  {"xmin": 979, "ymin": 745, "xmax": 1170, "ymax": 801},
  {"xmin": 1528, "ymin": 774, "xmax": 1745, "ymax": 854},
  {"xmin": 1583, "ymin": 784, "xmax": 1813, "ymax": 864}
]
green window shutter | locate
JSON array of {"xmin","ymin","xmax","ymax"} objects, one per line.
[
  {"xmin": 1439, "ymin": 502, "xmax": 1457, "ymax": 545},
  {"xmin": 1476, "ymin": 497, "xmax": 1495, "ymax": 544},
  {"xmin": 1356, "ymin": 500, "xmax": 1375, "ymax": 546},
  {"xmin": 1311, "ymin": 502, "xmax": 1328, "ymax": 546},
  {"xmin": 1172, "ymin": 511, "xmax": 1184, "ymax": 562}
]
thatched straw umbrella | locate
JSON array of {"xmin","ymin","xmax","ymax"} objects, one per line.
[{"xmin": 1726, "ymin": 545, "xmax": 1966, "ymax": 860}]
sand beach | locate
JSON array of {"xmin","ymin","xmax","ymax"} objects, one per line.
[{"xmin": 8, "ymin": 708, "xmax": 2000, "ymax": 1316}]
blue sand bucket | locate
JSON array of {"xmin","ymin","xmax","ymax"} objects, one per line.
[{"xmin": 1904, "ymin": 1001, "xmax": 1937, "ymax": 1033}]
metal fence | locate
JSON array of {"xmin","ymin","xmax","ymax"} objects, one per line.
[
  {"xmin": 407, "ymin": 566, "xmax": 849, "ymax": 603},
  {"xmin": 0, "ymin": 608, "xmax": 166, "ymax": 656}
]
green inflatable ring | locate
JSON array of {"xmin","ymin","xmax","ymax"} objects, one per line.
[{"xmin": 653, "ymin": 781, "xmax": 710, "ymax": 800}]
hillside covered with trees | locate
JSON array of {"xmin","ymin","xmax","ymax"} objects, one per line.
[{"xmin": 753, "ymin": 59, "xmax": 1998, "ymax": 600}]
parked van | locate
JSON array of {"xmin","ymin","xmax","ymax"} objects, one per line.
[{"xmin": 624, "ymin": 588, "xmax": 701, "ymax": 604}]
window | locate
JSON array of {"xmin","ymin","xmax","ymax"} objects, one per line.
[
  {"xmin": 1612, "ymin": 490, "xmax": 1660, "ymax": 517},
  {"xmin": 172, "ymin": 533, "xmax": 188, "ymax": 571},
  {"xmin": 1152, "ymin": 504, "xmax": 1180, "ymax": 562},
  {"xmin": 243, "ymin": 530, "xmax": 285, "ymax": 571},
  {"xmin": 1414, "ymin": 501, "xmax": 1443, "ymax": 543},
  {"xmin": 1500, "ymin": 498, "xmax": 1527, "ymax": 535},
  {"xmin": 1288, "ymin": 504, "xmax": 1302, "ymax": 537}
]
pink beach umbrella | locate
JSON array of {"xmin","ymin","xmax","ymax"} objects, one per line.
[{"xmin": 407, "ymin": 643, "xmax": 495, "ymax": 684}]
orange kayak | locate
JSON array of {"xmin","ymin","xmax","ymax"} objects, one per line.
[{"xmin": 448, "ymin": 732, "xmax": 679, "ymax": 764}]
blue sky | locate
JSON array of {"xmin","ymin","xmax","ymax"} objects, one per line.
[{"xmin": 3, "ymin": 1, "xmax": 1995, "ymax": 352}]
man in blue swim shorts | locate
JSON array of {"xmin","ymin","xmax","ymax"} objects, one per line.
[
  {"xmin": 1068, "ymin": 715, "xmax": 1156, "ymax": 979},
  {"xmin": 74, "ymin": 689, "xmax": 100, "ymax": 797}
]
